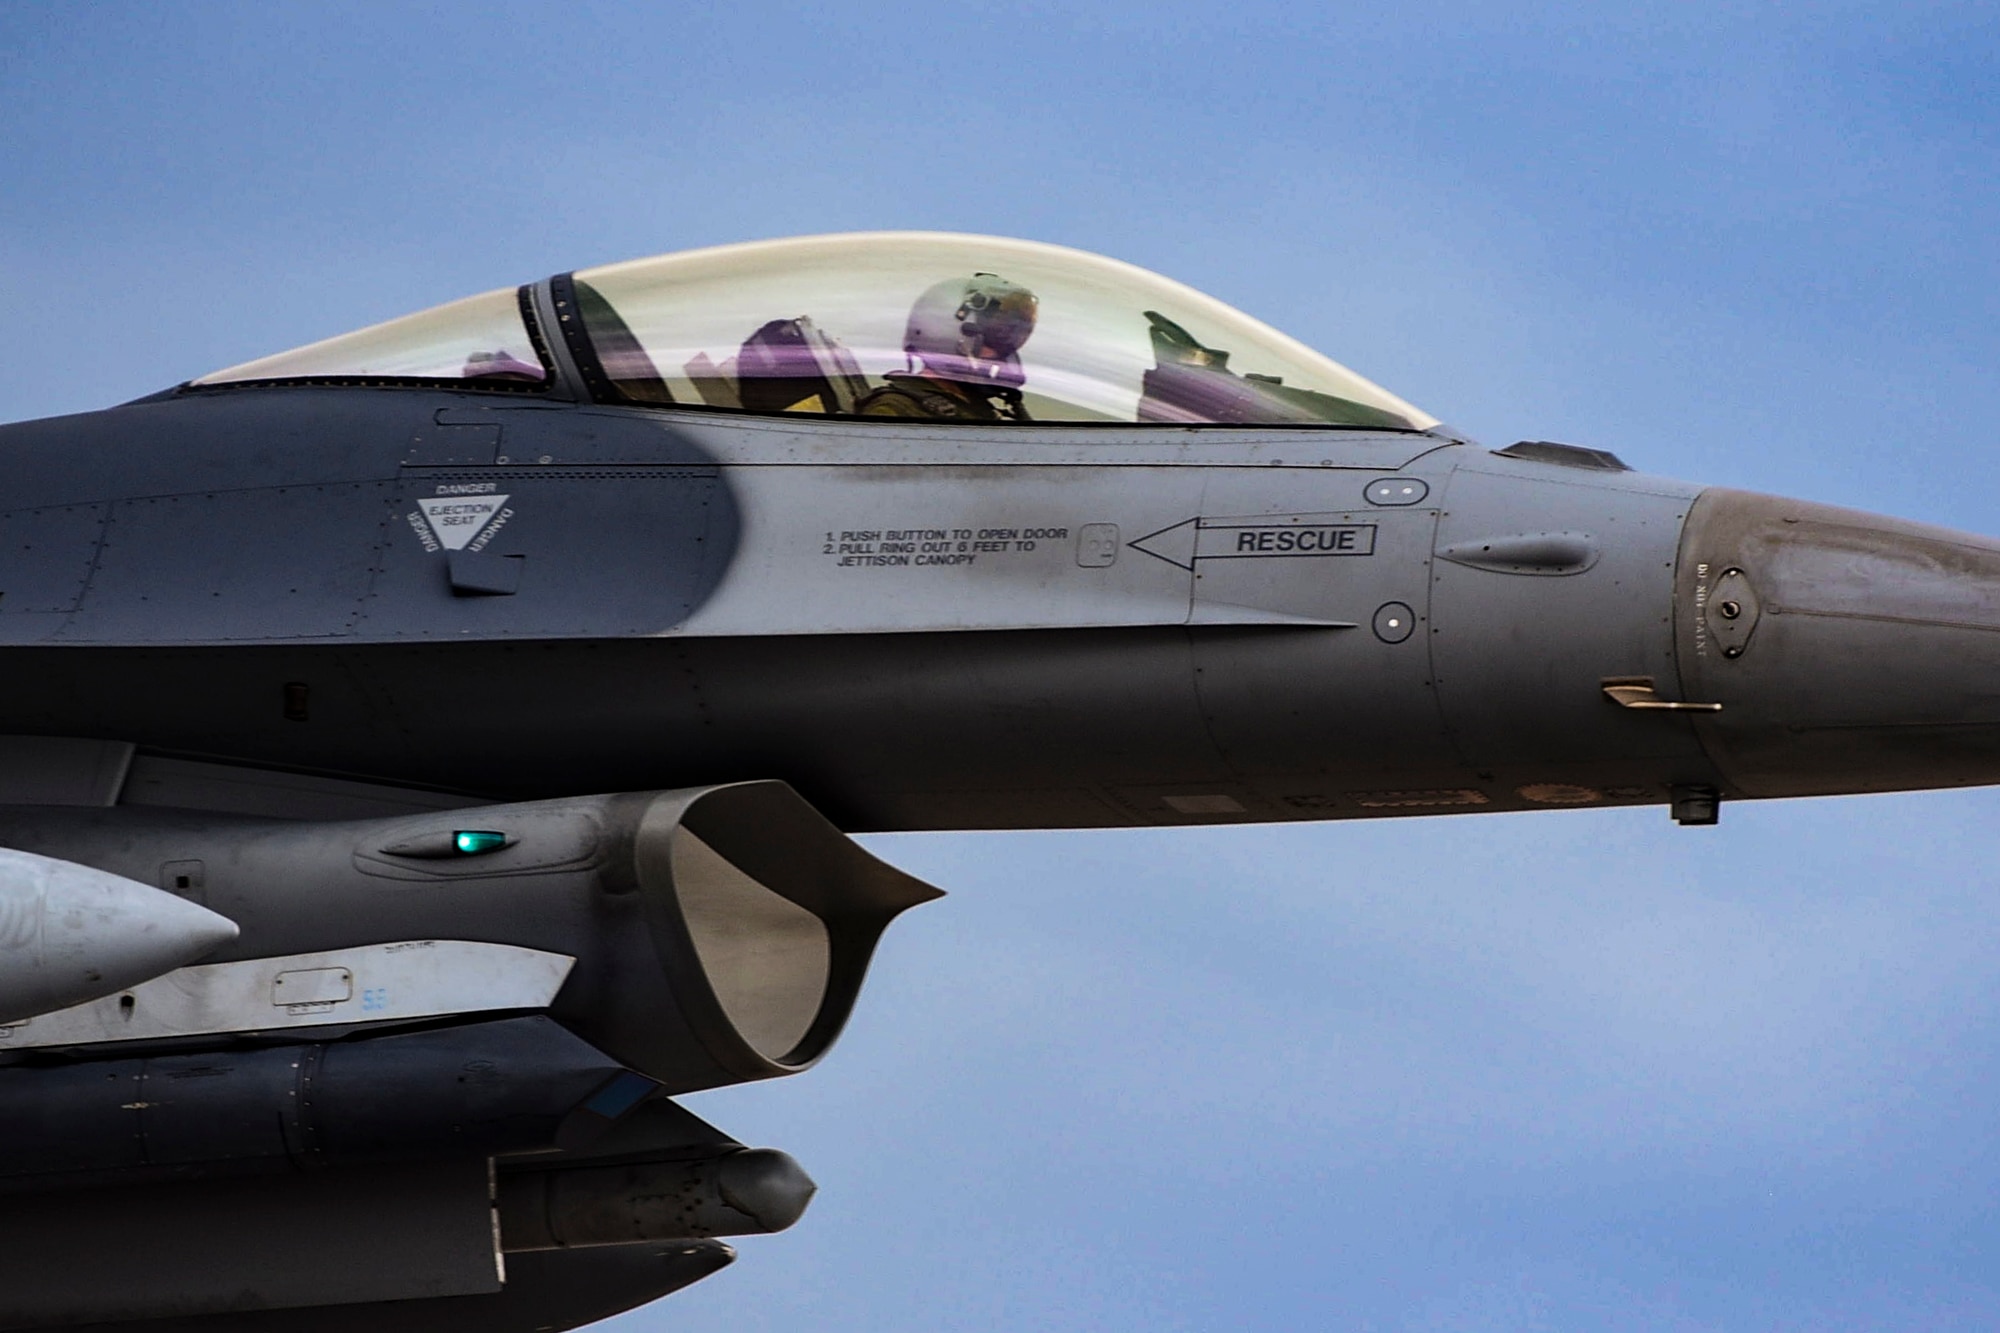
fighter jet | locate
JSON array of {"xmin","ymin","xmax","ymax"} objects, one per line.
[{"xmin": 0, "ymin": 231, "xmax": 1991, "ymax": 1331}]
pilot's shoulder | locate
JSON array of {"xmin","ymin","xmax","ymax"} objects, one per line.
[
  {"xmin": 856, "ymin": 378, "xmax": 967, "ymax": 419},
  {"xmin": 855, "ymin": 389, "xmax": 933, "ymax": 418}
]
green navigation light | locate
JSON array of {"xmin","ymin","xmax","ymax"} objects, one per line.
[{"xmin": 453, "ymin": 830, "xmax": 509, "ymax": 855}]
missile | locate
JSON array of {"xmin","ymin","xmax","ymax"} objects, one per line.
[{"xmin": 0, "ymin": 848, "xmax": 238, "ymax": 1024}]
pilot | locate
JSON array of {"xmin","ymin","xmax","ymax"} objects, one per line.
[{"xmin": 857, "ymin": 274, "xmax": 1039, "ymax": 421}]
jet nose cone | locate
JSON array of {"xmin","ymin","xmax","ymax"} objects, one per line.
[
  {"xmin": 0, "ymin": 849, "xmax": 238, "ymax": 1023},
  {"xmin": 1678, "ymin": 489, "xmax": 2000, "ymax": 797}
]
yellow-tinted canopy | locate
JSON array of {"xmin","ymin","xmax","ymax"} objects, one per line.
[{"xmin": 199, "ymin": 232, "xmax": 1436, "ymax": 430}]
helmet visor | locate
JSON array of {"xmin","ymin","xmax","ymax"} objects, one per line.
[{"xmin": 961, "ymin": 283, "xmax": 1038, "ymax": 360}]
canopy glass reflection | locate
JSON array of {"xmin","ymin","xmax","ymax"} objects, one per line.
[
  {"xmin": 570, "ymin": 233, "xmax": 1435, "ymax": 428},
  {"xmin": 194, "ymin": 233, "xmax": 1436, "ymax": 431}
]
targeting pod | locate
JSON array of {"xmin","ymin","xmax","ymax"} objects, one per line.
[{"xmin": 499, "ymin": 1148, "xmax": 817, "ymax": 1250}]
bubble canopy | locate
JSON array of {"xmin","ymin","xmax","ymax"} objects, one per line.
[{"xmin": 196, "ymin": 233, "xmax": 1437, "ymax": 431}]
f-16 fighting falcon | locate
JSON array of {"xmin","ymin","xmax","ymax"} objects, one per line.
[{"xmin": 0, "ymin": 231, "xmax": 1992, "ymax": 1331}]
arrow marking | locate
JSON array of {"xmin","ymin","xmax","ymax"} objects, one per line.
[{"xmin": 1128, "ymin": 517, "xmax": 1377, "ymax": 570}]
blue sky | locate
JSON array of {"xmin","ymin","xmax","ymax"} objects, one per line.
[{"xmin": 6, "ymin": 4, "xmax": 2000, "ymax": 1328}]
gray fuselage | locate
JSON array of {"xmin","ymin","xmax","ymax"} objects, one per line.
[{"xmin": 0, "ymin": 384, "xmax": 1989, "ymax": 830}]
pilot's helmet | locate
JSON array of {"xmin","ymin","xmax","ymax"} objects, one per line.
[{"xmin": 903, "ymin": 274, "xmax": 1039, "ymax": 387}]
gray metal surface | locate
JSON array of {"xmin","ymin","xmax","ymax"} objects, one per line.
[
  {"xmin": 21, "ymin": 1243, "xmax": 737, "ymax": 1333},
  {"xmin": 0, "ymin": 386, "xmax": 1991, "ymax": 830},
  {"xmin": 1430, "ymin": 456, "xmax": 1710, "ymax": 805},
  {"xmin": 0, "ymin": 849, "xmax": 236, "ymax": 1023},
  {"xmin": 6, "ymin": 236, "xmax": 2000, "ymax": 1330},
  {"xmin": 0, "ymin": 1016, "xmax": 627, "ymax": 1187},
  {"xmin": 498, "ymin": 1148, "xmax": 815, "ymax": 1249},
  {"xmin": 0, "ymin": 783, "xmax": 940, "ymax": 1092},
  {"xmin": 1677, "ymin": 488, "xmax": 2000, "ymax": 796},
  {"xmin": 0, "ymin": 1159, "xmax": 500, "ymax": 1327},
  {"xmin": 0, "ymin": 940, "xmax": 573, "ymax": 1048}
]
